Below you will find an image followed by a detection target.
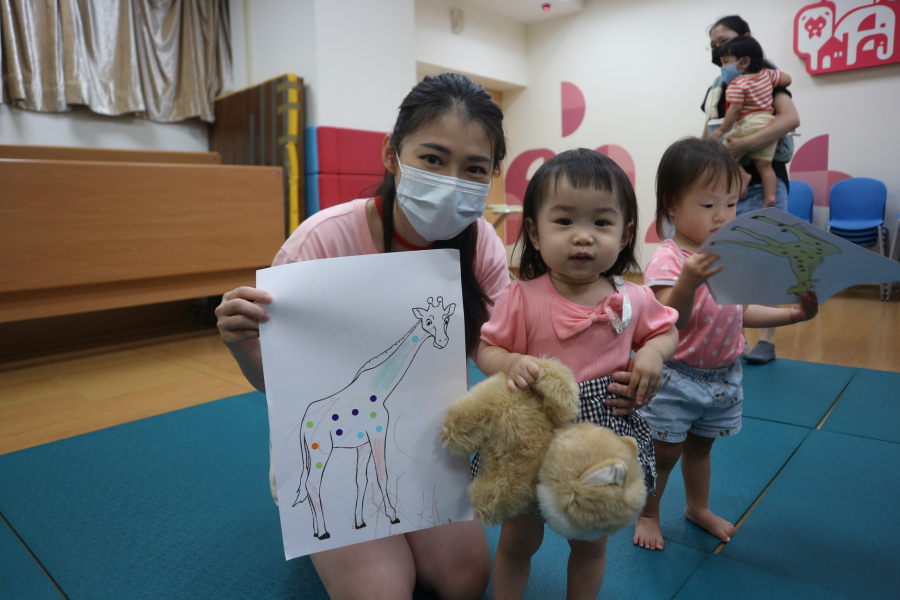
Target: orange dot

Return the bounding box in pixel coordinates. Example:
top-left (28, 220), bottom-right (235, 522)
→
top-left (311, 443), bottom-right (319, 450)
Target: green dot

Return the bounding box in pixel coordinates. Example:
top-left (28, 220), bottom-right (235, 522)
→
top-left (315, 462), bottom-right (323, 469)
top-left (306, 421), bottom-right (314, 428)
top-left (370, 411), bottom-right (377, 418)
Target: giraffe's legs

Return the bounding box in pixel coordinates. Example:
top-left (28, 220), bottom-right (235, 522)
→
top-left (305, 438), bottom-right (333, 540)
top-left (370, 433), bottom-right (400, 524)
top-left (354, 444), bottom-right (373, 529)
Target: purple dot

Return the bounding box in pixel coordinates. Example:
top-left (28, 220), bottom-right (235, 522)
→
top-left (352, 409), bottom-right (359, 416)
top-left (335, 429), bottom-right (343, 436)
top-left (370, 395), bottom-right (377, 402)
top-left (332, 414), bottom-right (339, 421)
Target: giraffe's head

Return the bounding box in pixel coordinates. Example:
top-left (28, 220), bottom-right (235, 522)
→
top-left (412, 296), bottom-right (456, 349)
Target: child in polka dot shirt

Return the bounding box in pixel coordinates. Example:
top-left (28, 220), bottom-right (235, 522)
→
top-left (632, 138), bottom-right (818, 552)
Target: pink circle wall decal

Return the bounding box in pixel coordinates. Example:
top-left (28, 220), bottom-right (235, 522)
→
top-left (789, 134), bottom-right (851, 207)
top-left (504, 148), bottom-right (556, 244)
top-left (561, 82), bottom-right (586, 137)
top-left (595, 144), bottom-right (636, 188)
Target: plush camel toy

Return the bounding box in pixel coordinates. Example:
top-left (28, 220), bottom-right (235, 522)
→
top-left (440, 358), bottom-right (647, 540)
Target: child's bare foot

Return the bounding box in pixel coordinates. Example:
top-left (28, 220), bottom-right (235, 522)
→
top-left (633, 514), bottom-right (665, 550)
top-left (684, 506), bottom-right (735, 542)
top-left (740, 171), bottom-right (752, 198)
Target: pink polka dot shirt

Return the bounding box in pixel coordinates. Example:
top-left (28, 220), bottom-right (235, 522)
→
top-left (644, 240), bottom-right (745, 370)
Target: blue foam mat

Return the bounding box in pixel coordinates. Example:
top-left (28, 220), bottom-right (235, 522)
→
top-left (0, 393), bottom-right (329, 600)
top-left (673, 554), bottom-right (853, 600)
top-left (0, 518), bottom-right (59, 600)
top-left (483, 524), bottom-right (708, 600)
top-left (822, 368), bottom-right (900, 443)
top-left (741, 359), bottom-right (857, 428)
top-left (624, 417), bottom-right (809, 553)
top-left (721, 429), bottom-right (900, 598)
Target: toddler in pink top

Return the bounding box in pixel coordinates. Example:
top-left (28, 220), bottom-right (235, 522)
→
top-left (477, 149), bottom-right (679, 600)
top-left (633, 138), bottom-right (818, 553)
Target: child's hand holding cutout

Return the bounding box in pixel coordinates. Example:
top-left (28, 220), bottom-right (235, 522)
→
top-left (507, 355), bottom-right (542, 393)
top-left (789, 290), bottom-right (819, 323)
top-left (679, 253), bottom-right (723, 292)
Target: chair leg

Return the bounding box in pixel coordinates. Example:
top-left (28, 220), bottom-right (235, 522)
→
top-left (877, 227), bottom-right (887, 300)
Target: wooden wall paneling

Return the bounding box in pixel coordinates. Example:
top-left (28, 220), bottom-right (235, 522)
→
top-left (0, 144), bottom-right (220, 164)
top-left (0, 159), bottom-right (284, 322)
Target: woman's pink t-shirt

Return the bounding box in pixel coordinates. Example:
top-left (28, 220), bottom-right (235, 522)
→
top-left (272, 197), bottom-right (510, 330)
top-left (480, 274), bottom-right (677, 383)
top-left (644, 240), bottom-right (744, 370)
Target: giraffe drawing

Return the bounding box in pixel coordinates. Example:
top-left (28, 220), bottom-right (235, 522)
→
top-left (710, 215), bottom-right (841, 295)
top-left (293, 296), bottom-right (456, 540)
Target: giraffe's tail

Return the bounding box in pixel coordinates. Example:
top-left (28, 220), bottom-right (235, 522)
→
top-left (293, 430), bottom-right (311, 507)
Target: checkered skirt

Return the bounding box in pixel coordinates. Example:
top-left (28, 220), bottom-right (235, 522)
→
top-left (470, 374), bottom-right (657, 492)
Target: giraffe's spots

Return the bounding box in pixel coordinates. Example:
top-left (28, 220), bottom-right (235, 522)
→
top-left (316, 462), bottom-right (323, 469)
top-left (352, 409), bottom-right (359, 416)
top-left (332, 414), bottom-right (339, 421)
top-left (311, 443), bottom-right (319, 450)
top-left (370, 411), bottom-right (377, 418)
top-left (336, 429), bottom-right (343, 436)
top-left (306, 421), bottom-right (314, 428)
top-left (412, 336), bottom-right (419, 342)
top-left (357, 432), bottom-right (365, 439)
top-left (376, 425), bottom-right (383, 432)
top-left (370, 395), bottom-right (377, 402)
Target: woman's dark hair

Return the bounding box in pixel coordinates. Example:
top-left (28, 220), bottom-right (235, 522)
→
top-left (710, 15), bottom-right (750, 36)
top-left (373, 73), bottom-right (506, 357)
top-left (515, 148), bottom-right (640, 282)
top-left (655, 138), bottom-right (742, 239)
top-left (714, 36), bottom-right (767, 73)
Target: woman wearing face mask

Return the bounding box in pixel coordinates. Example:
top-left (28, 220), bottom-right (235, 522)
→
top-left (701, 15), bottom-right (801, 365)
top-left (215, 73), bottom-right (517, 600)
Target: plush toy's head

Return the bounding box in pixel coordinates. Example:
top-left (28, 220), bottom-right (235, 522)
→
top-left (536, 422), bottom-right (647, 541)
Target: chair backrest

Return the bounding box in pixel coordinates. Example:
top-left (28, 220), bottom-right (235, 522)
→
top-left (788, 180), bottom-right (814, 222)
top-left (829, 177), bottom-right (887, 221)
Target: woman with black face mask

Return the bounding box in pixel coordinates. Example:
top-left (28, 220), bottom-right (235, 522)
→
top-left (701, 15), bottom-right (802, 365)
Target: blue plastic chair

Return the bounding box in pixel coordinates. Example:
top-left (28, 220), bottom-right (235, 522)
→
top-left (788, 180), bottom-right (814, 222)
top-left (827, 177), bottom-right (890, 299)
top-left (891, 213), bottom-right (900, 301)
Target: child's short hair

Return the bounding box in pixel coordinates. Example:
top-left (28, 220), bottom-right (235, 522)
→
top-left (714, 36), bottom-right (767, 73)
top-left (516, 148), bottom-right (639, 281)
top-left (655, 138), bottom-right (742, 239)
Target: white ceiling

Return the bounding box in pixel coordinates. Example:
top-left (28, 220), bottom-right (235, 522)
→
top-left (461, 0), bottom-right (584, 24)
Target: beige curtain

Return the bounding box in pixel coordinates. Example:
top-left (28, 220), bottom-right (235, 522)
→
top-left (0, 0), bottom-right (231, 123)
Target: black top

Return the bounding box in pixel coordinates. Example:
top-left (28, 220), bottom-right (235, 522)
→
top-left (702, 82), bottom-right (792, 190)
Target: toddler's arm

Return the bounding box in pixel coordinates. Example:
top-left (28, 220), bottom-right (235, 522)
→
top-left (777, 70), bottom-right (792, 87)
top-left (654, 253), bottom-right (723, 330)
top-left (710, 103), bottom-right (742, 141)
top-left (626, 326), bottom-right (679, 405)
top-left (476, 341), bottom-right (541, 393)
top-left (742, 290), bottom-right (818, 328)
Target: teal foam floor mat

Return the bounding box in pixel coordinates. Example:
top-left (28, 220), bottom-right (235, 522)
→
top-left (741, 359), bottom-right (857, 428)
top-left (0, 518), bottom-right (60, 600)
top-left (673, 554), bottom-right (853, 600)
top-left (721, 429), bottom-right (900, 598)
top-left (821, 368), bottom-right (900, 443)
top-left (628, 416), bottom-right (809, 553)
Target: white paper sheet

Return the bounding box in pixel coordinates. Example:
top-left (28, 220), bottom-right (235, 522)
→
top-left (698, 208), bottom-right (900, 305)
top-left (257, 249), bottom-right (474, 560)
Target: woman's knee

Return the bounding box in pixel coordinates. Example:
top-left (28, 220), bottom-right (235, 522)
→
top-left (310, 536), bottom-right (416, 600)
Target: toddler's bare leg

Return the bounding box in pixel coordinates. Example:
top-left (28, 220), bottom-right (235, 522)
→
top-left (492, 511), bottom-right (546, 600)
top-left (634, 438), bottom-right (682, 550)
top-left (566, 535), bottom-right (608, 600)
top-left (681, 432), bottom-right (735, 543)
top-left (754, 158), bottom-right (778, 208)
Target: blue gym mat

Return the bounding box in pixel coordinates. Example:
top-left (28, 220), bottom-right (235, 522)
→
top-left (0, 517), bottom-right (60, 600)
top-left (672, 554), bottom-right (853, 600)
top-left (821, 368), bottom-right (900, 443)
top-left (741, 359), bottom-right (857, 428)
top-left (631, 416), bottom-right (809, 553)
top-left (721, 429), bottom-right (900, 598)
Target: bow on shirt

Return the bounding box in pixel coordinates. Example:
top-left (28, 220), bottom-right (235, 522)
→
top-left (551, 295), bottom-right (627, 340)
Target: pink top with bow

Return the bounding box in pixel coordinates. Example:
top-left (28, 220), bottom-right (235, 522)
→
top-left (480, 274), bottom-right (678, 383)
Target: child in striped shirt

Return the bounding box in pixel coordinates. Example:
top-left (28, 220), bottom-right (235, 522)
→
top-left (709, 36), bottom-right (792, 209)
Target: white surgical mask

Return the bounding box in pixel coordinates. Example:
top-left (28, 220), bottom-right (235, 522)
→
top-left (395, 159), bottom-right (491, 241)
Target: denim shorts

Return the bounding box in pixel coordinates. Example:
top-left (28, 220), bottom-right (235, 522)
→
top-left (736, 177), bottom-right (788, 216)
top-left (638, 360), bottom-right (743, 443)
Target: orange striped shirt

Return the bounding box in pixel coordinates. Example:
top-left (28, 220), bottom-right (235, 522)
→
top-left (725, 68), bottom-right (783, 118)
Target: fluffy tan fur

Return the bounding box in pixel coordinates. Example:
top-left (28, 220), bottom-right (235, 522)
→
top-left (439, 358), bottom-right (579, 526)
top-left (538, 423), bottom-right (647, 535)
